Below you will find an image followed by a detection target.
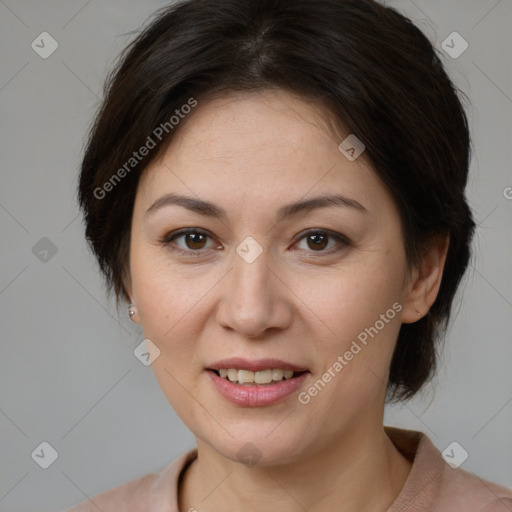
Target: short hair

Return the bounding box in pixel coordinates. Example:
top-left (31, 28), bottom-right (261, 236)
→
top-left (78, 0), bottom-right (476, 401)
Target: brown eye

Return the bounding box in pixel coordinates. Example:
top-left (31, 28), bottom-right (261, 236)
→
top-left (294, 230), bottom-right (350, 254)
top-left (162, 229), bottom-right (219, 254)
top-left (183, 232), bottom-right (208, 250)
top-left (306, 233), bottom-right (329, 251)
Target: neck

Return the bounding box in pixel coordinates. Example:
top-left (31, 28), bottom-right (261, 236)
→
top-left (179, 424), bottom-right (412, 512)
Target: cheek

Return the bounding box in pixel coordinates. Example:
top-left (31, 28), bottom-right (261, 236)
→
top-left (296, 255), bottom-right (405, 343)
top-left (131, 240), bottom-right (191, 323)
top-left (292, 251), bottom-right (406, 402)
top-left (130, 250), bottom-right (209, 415)
top-left (129, 243), bottom-right (220, 365)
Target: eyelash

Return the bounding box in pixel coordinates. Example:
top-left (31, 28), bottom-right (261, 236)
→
top-left (159, 228), bottom-right (351, 257)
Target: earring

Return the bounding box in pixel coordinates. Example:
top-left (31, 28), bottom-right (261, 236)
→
top-left (416, 311), bottom-right (422, 318)
top-left (128, 303), bottom-right (137, 321)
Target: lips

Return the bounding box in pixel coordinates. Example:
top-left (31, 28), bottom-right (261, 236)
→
top-left (207, 369), bottom-right (309, 406)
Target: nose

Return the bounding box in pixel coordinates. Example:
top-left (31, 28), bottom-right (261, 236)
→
top-left (215, 248), bottom-right (292, 339)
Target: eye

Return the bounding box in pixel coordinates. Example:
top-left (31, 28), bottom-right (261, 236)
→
top-left (160, 228), bottom-right (350, 257)
top-left (160, 228), bottom-right (221, 255)
top-left (293, 229), bottom-right (350, 254)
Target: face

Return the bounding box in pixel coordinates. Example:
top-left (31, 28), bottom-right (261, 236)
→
top-left (128, 89), bottom-right (415, 466)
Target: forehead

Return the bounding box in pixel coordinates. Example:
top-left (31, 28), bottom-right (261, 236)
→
top-left (175, 90), bottom-right (336, 152)
top-left (135, 89), bottom-right (391, 218)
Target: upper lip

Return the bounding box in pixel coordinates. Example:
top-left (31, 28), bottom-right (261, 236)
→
top-left (207, 357), bottom-right (309, 373)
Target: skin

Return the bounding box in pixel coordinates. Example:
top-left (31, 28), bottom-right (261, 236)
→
top-left (126, 89), bottom-right (449, 512)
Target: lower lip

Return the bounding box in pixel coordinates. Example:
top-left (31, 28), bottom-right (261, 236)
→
top-left (207, 370), bottom-right (309, 407)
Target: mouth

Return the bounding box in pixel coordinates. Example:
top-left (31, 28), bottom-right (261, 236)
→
top-left (205, 358), bottom-right (310, 406)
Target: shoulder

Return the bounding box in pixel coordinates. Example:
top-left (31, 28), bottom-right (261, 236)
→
top-left (385, 426), bottom-right (512, 512)
top-left (435, 463), bottom-right (512, 512)
top-left (480, 497), bottom-right (512, 512)
top-left (61, 449), bottom-right (197, 512)
top-left (63, 471), bottom-right (158, 512)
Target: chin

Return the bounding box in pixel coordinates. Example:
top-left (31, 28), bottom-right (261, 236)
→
top-left (202, 426), bottom-right (310, 468)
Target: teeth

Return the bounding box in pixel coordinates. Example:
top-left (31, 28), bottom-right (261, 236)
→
top-left (238, 370), bottom-right (255, 384)
top-left (273, 369), bottom-right (284, 381)
top-left (217, 368), bottom-right (296, 385)
top-left (255, 369), bottom-right (273, 384)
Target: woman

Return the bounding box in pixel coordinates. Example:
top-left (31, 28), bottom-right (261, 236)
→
top-left (66, 0), bottom-right (512, 510)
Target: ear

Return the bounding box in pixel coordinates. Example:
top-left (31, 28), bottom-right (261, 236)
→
top-left (122, 268), bottom-right (141, 324)
top-left (401, 235), bottom-right (449, 324)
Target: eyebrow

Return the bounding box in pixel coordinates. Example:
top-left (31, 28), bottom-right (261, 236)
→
top-left (145, 192), bottom-right (367, 222)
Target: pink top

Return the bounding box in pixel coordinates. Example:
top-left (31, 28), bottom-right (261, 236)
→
top-left (64, 427), bottom-right (512, 511)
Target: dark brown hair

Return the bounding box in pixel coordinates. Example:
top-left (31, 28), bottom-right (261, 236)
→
top-left (78, 0), bottom-right (476, 401)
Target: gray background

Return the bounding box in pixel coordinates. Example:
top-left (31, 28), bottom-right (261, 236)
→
top-left (1, 1), bottom-right (511, 510)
